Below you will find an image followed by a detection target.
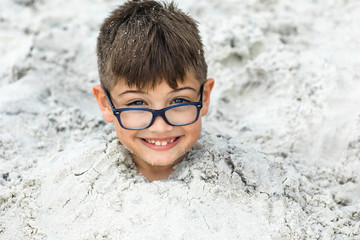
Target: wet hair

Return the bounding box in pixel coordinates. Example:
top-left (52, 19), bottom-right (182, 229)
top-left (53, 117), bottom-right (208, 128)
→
top-left (97, 0), bottom-right (207, 91)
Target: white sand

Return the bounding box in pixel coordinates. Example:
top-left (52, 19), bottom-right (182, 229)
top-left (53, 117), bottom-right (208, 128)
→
top-left (1, 0), bottom-right (359, 239)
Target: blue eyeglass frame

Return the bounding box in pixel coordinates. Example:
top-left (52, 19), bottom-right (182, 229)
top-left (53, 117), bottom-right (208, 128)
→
top-left (104, 84), bottom-right (204, 130)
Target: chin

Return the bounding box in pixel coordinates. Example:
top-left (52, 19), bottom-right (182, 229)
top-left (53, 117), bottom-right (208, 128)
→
top-left (142, 151), bottom-right (187, 167)
top-left (146, 156), bottom-right (180, 167)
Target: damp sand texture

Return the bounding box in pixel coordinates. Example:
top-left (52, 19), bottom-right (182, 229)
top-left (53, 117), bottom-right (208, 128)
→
top-left (1, 0), bottom-right (360, 239)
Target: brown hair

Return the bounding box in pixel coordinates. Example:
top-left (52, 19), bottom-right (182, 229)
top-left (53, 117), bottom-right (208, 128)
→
top-left (97, 0), bottom-right (207, 91)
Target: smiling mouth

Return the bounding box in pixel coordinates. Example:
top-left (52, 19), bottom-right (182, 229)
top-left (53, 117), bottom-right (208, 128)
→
top-left (143, 137), bottom-right (180, 146)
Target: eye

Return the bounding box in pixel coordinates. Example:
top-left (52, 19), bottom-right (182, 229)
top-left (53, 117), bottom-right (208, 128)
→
top-left (171, 98), bottom-right (189, 104)
top-left (127, 100), bottom-right (147, 106)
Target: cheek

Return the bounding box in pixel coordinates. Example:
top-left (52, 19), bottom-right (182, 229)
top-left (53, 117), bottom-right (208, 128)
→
top-left (113, 118), bottom-right (134, 144)
top-left (113, 117), bottom-right (122, 137)
top-left (184, 120), bottom-right (202, 144)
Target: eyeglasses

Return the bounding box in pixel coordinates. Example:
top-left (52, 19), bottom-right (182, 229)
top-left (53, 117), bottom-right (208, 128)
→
top-left (104, 85), bottom-right (204, 130)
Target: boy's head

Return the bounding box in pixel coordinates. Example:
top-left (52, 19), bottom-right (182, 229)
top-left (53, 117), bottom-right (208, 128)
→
top-left (93, 0), bottom-right (214, 181)
top-left (96, 0), bottom-right (207, 91)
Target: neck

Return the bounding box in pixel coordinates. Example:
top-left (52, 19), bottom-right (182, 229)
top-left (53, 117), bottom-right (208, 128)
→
top-left (139, 166), bottom-right (174, 181)
top-left (131, 154), bottom-right (185, 181)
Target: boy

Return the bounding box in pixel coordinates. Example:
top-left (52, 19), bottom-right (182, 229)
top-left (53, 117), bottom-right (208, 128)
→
top-left (93, 0), bottom-right (214, 181)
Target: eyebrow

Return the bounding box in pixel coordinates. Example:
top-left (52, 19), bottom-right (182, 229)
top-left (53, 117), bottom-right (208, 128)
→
top-left (171, 86), bottom-right (197, 93)
top-left (117, 86), bottom-right (197, 96)
top-left (118, 90), bottom-right (146, 96)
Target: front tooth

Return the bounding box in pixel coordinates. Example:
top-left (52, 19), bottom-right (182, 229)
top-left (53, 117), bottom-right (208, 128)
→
top-left (161, 141), bottom-right (167, 146)
top-left (155, 141), bottom-right (161, 146)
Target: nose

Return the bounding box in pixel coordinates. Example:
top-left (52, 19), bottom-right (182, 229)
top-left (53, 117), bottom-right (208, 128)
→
top-left (148, 115), bottom-right (173, 132)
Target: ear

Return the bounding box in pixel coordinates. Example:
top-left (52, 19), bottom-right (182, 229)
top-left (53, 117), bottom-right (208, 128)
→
top-left (92, 85), bottom-right (114, 123)
top-left (200, 78), bottom-right (215, 117)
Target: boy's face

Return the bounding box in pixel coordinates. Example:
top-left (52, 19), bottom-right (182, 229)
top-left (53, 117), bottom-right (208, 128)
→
top-left (93, 74), bottom-right (214, 179)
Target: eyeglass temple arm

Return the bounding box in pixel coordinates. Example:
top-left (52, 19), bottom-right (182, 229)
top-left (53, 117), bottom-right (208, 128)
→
top-left (199, 84), bottom-right (205, 105)
top-left (103, 88), bottom-right (117, 113)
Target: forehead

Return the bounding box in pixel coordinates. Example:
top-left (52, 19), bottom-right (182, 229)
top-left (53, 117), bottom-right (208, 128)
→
top-left (111, 74), bottom-right (201, 94)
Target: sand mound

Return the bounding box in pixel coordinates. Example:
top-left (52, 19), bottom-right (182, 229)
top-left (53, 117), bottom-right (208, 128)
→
top-left (1, 0), bottom-right (360, 239)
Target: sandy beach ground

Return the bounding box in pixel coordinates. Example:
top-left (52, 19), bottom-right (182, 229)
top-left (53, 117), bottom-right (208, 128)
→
top-left (1, 0), bottom-right (360, 239)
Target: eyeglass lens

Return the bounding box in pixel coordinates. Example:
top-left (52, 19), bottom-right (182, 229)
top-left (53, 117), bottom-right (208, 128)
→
top-left (120, 104), bottom-right (198, 129)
